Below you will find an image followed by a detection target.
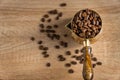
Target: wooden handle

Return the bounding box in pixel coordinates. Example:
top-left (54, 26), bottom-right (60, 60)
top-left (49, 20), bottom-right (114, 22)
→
top-left (82, 46), bottom-right (93, 80)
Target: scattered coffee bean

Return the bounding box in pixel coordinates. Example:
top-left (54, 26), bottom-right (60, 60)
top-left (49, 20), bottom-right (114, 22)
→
top-left (38, 40), bottom-right (43, 44)
top-left (60, 3), bottom-right (67, 7)
top-left (64, 42), bottom-right (68, 48)
top-left (46, 25), bottom-right (52, 29)
top-left (39, 45), bottom-right (44, 50)
top-left (41, 18), bottom-right (45, 22)
top-left (46, 62), bottom-right (51, 67)
top-left (43, 47), bottom-right (48, 50)
top-left (71, 55), bottom-right (77, 58)
top-left (44, 54), bottom-right (49, 58)
top-left (75, 49), bottom-right (79, 54)
top-left (92, 57), bottom-right (97, 61)
top-left (55, 45), bottom-right (60, 49)
top-left (65, 51), bottom-right (71, 55)
top-left (59, 57), bottom-right (66, 61)
top-left (57, 55), bottom-right (63, 58)
top-left (47, 19), bottom-right (51, 22)
top-left (55, 16), bottom-right (59, 20)
top-left (41, 51), bottom-right (47, 55)
top-left (65, 63), bottom-right (71, 67)
top-left (58, 12), bottom-right (63, 17)
top-left (92, 64), bottom-right (96, 68)
top-left (68, 69), bottom-right (74, 74)
top-left (53, 24), bottom-right (58, 28)
top-left (79, 58), bottom-right (84, 64)
top-left (70, 61), bottom-right (77, 65)
top-left (43, 14), bottom-right (49, 18)
top-left (48, 9), bottom-right (58, 14)
top-left (39, 24), bottom-right (44, 28)
top-left (96, 62), bottom-right (102, 65)
top-left (30, 37), bottom-right (35, 41)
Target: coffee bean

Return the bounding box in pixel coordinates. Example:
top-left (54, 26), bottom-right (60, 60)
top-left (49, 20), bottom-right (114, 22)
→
top-left (41, 18), bottom-right (45, 22)
top-left (76, 55), bottom-right (83, 60)
top-left (75, 49), bottom-right (79, 54)
top-left (48, 9), bottom-right (58, 14)
top-left (60, 3), bottom-right (67, 7)
top-left (30, 37), bottom-right (35, 41)
top-left (39, 24), bottom-right (44, 28)
top-left (47, 19), bottom-right (51, 22)
top-left (96, 62), bottom-right (102, 65)
top-left (92, 57), bottom-right (97, 61)
top-left (43, 14), bottom-right (49, 18)
top-left (58, 12), bottom-right (63, 17)
top-left (55, 45), bottom-right (60, 49)
top-left (43, 47), bottom-right (48, 50)
top-left (57, 55), bottom-right (63, 58)
top-left (46, 25), bottom-right (52, 29)
top-left (55, 16), bottom-right (59, 20)
top-left (53, 24), bottom-right (58, 28)
top-left (44, 54), bottom-right (49, 58)
top-left (64, 42), bottom-right (68, 48)
top-left (70, 61), bottom-right (77, 65)
top-left (68, 69), bottom-right (74, 74)
top-left (92, 64), bottom-right (96, 68)
top-left (79, 58), bottom-right (84, 64)
top-left (65, 63), bottom-right (71, 67)
top-left (39, 45), bottom-right (44, 50)
top-left (41, 51), bottom-right (47, 55)
top-left (38, 40), bottom-right (43, 44)
top-left (46, 62), bottom-right (51, 67)
top-left (71, 55), bottom-right (77, 58)
top-left (65, 51), bottom-right (71, 55)
top-left (59, 57), bottom-right (66, 61)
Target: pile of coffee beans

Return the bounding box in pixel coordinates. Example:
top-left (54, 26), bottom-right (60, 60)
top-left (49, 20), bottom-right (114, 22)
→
top-left (71, 9), bottom-right (102, 38)
top-left (30, 3), bottom-right (102, 74)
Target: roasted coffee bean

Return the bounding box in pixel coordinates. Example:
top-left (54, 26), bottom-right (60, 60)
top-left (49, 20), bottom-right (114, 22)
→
top-left (46, 62), bottom-right (51, 67)
top-left (68, 69), bottom-right (74, 74)
top-left (48, 9), bottom-right (58, 14)
top-left (55, 45), bottom-right (60, 49)
top-left (43, 14), bottom-right (49, 18)
top-left (58, 12), bottom-right (63, 17)
top-left (43, 47), bottom-right (48, 50)
top-left (60, 3), bottom-right (67, 7)
top-left (79, 58), bottom-right (84, 64)
top-left (65, 51), bottom-right (71, 55)
top-left (96, 62), bottom-right (102, 65)
top-left (92, 57), bottom-right (97, 61)
top-left (30, 37), bottom-right (35, 41)
top-left (38, 40), bottom-right (43, 44)
top-left (59, 57), bottom-right (66, 61)
top-left (64, 42), bottom-right (68, 48)
top-left (57, 55), bottom-right (63, 58)
top-left (53, 24), bottom-right (58, 28)
top-left (39, 45), bottom-right (44, 50)
top-left (71, 55), bottom-right (77, 58)
top-left (39, 24), bottom-right (44, 28)
top-left (55, 16), bottom-right (59, 20)
top-left (44, 54), bottom-right (49, 58)
top-left (41, 51), bottom-right (47, 55)
top-left (63, 34), bottom-right (68, 37)
top-left (65, 63), bottom-right (71, 67)
top-left (76, 55), bottom-right (83, 60)
top-left (75, 49), bottom-right (79, 54)
top-left (41, 18), bottom-right (45, 22)
top-left (46, 25), bottom-right (52, 29)
top-left (92, 64), bottom-right (96, 68)
top-left (60, 41), bottom-right (64, 46)
top-left (70, 61), bottom-right (77, 65)
top-left (47, 19), bottom-right (51, 22)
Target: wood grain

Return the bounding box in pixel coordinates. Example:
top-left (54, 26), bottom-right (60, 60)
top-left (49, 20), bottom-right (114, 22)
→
top-left (0, 0), bottom-right (120, 80)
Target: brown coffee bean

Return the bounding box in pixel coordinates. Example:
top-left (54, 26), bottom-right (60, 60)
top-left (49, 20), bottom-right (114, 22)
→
top-left (96, 62), bottom-right (102, 65)
top-left (68, 69), bottom-right (74, 74)
top-left (92, 57), bottom-right (97, 61)
top-left (43, 14), bottom-right (49, 18)
top-left (40, 29), bottom-right (45, 33)
top-left (75, 49), bottom-right (79, 54)
top-left (71, 55), bottom-right (77, 58)
top-left (76, 55), bottom-right (82, 60)
top-left (48, 9), bottom-right (58, 14)
top-left (65, 51), bottom-right (71, 55)
top-left (63, 34), bottom-right (68, 37)
top-left (38, 40), bottom-right (43, 44)
top-left (46, 62), bottom-right (51, 67)
top-left (92, 64), bottom-right (96, 68)
top-left (41, 18), bottom-right (45, 22)
top-left (58, 12), bottom-right (63, 17)
top-left (60, 3), bottom-right (67, 7)
top-left (55, 45), bottom-right (60, 49)
top-left (47, 19), bottom-right (51, 22)
top-left (39, 24), bottom-right (44, 28)
top-left (57, 55), bottom-right (63, 58)
top-left (46, 25), bottom-right (52, 29)
top-left (43, 47), bottom-right (48, 50)
top-left (44, 54), bottom-right (49, 58)
top-left (39, 45), bottom-right (44, 50)
top-left (53, 24), bottom-right (58, 28)
top-left (64, 42), bottom-right (68, 48)
top-left (65, 63), bottom-right (71, 67)
top-left (70, 61), bottom-right (77, 65)
top-left (30, 37), bottom-right (35, 41)
top-left (59, 57), bottom-right (66, 61)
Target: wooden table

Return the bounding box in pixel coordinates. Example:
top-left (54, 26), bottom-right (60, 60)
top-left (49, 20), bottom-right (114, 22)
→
top-left (0, 0), bottom-right (120, 80)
